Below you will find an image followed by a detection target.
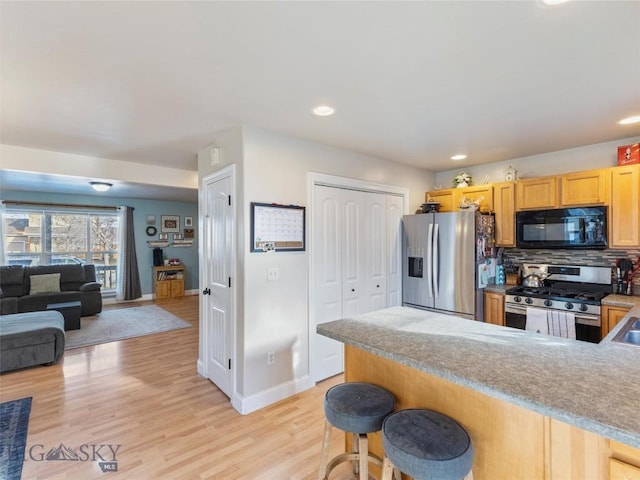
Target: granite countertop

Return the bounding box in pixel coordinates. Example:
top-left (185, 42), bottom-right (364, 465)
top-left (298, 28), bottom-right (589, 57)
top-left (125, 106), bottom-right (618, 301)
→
top-left (602, 293), bottom-right (640, 309)
top-left (318, 305), bottom-right (640, 449)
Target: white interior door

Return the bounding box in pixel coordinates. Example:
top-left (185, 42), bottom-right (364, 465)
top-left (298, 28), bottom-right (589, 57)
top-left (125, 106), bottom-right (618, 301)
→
top-left (364, 192), bottom-right (387, 312)
top-left (202, 172), bottom-right (233, 397)
top-left (311, 185), bottom-right (344, 382)
top-left (386, 195), bottom-right (403, 307)
top-left (341, 189), bottom-right (366, 317)
top-left (311, 183), bottom-right (405, 383)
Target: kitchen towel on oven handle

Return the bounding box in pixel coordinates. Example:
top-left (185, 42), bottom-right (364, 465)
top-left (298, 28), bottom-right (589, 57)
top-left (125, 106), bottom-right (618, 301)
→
top-left (526, 307), bottom-right (549, 335)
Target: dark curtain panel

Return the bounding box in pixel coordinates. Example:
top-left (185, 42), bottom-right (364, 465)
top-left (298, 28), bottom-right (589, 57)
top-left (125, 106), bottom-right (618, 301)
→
top-left (119, 206), bottom-right (142, 300)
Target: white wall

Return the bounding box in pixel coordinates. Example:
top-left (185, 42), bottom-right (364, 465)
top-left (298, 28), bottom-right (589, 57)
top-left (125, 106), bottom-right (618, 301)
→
top-left (198, 125), bottom-right (434, 412)
top-left (435, 136), bottom-right (640, 188)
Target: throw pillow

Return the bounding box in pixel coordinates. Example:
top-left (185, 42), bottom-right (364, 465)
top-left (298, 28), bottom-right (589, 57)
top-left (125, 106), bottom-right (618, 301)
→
top-left (30, 273), bottom-right (61, 294)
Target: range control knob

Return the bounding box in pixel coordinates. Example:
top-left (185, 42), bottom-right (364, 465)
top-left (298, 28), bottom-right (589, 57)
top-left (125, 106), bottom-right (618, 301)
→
top-left (525, 297), bottom-right (533, 304)
top-left (544, 299), bottom-right (553, 307)
top-left (514, 296), bottom-right (522, 303)
top-left (565, 302), bottom-right (574, 310)
top-left (579, 304), bottom-right (589, 312)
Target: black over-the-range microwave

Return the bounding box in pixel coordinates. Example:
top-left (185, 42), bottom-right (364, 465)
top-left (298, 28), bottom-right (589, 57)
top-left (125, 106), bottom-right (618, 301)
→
top-left (515, 206), bottom-right (607, 249)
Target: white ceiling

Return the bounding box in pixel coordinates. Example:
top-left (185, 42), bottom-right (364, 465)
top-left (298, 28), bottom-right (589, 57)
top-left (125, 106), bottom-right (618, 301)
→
top-left (1, 1), bottom-right (639, 200)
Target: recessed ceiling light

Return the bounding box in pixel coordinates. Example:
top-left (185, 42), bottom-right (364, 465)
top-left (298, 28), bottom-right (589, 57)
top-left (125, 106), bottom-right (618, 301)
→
top-left (90, 181), bottom-right (112, 192)
top-left (618, 115), bottom-right (640, 125)
top-left (451, 154), bottom-right (467, 161)
top-left (541, 0), bottom-right (571, 5)
top-left (312, 105), bottom-right (335, 116)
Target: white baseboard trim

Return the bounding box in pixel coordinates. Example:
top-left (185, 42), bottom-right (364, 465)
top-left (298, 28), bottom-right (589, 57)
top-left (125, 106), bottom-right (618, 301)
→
top-left (197, 358), bottom-right (206, 377)
top-left (231, 375), bottom-right (315, 415)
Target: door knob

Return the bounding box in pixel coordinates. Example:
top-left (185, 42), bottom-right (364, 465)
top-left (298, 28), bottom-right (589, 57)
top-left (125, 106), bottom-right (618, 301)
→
top-left (202, 288), bottom-right (211, 295)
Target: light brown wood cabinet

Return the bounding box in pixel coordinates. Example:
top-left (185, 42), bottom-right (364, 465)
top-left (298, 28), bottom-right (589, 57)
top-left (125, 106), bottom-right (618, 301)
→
top-left (154, 265), bottom-right (185, 299)
top-left (610, 440), bottom-right (640, 480)
top-left (610, 165), bottom-right (640, 248)
top-left (425, 189), bottom-right (456, 212)
top-left (493, 181), bottom-right (515, 247)
top-left (560, 169), bottom-right (609, 206)
top-left (346, 345), bottom-right (640, 480)
top-left (484, 291), bottom-right (505, 326)
top-left (516, 176), bottom-right (558, 210)
top-left (602, 304), bottom-right (632, 338)
top-left (457, 184), bottom-right (494, 212)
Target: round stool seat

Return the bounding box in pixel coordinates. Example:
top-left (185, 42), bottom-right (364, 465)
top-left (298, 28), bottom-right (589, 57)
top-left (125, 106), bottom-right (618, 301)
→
top-left (382, 409), bottom-right (473, 480)
top-left (324, 382), bottom-right (395, 434)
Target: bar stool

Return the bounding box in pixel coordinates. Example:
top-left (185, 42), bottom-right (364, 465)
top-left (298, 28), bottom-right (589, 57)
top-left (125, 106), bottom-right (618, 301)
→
top-left (318, 382), bottom-right (395, 480)
top-left (381, 409), bottom-right (474, 480)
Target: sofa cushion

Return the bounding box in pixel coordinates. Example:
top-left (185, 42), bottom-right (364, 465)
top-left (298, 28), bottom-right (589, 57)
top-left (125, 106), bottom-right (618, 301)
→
top-left (18, 292), bottom-right (82, 314)
top-left (0, 265), bottom-right (27, 297)
top-left (30, 274), bottom-right (61, 294)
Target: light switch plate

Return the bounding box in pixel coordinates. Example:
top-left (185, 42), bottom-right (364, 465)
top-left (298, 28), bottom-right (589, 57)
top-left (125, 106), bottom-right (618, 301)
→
top-left (268, 267), bottom-right (279, 281)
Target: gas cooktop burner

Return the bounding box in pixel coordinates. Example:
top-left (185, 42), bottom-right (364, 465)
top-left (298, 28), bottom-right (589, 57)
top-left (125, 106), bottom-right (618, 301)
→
top-left (505, 286), bottom-right (608, 304)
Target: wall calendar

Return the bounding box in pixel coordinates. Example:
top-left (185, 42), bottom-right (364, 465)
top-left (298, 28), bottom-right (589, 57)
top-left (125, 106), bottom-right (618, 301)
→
top-left (250, 202), bottom-right (306, 252)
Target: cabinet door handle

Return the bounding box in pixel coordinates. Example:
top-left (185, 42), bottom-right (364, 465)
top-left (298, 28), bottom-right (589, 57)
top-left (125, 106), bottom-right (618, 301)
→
top-left (202, 288), bottom-right (211, 295)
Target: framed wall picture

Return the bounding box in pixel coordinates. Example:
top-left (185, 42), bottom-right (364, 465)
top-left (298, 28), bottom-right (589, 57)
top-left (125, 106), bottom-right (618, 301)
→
top-left (250, 202), bottom-right (305, 252)
top-left (159, 233), bottom-right (168, 240)
top-left (184, 216), bottom-right (193, 227)
top-left (173, 233), bottom-right (183, 240)
top-left (161, 215), bottom-right (180, 233)
top-left (184, 228), bottom-right (195, 239)
top-left (146, 215), bottom-right (156, 225)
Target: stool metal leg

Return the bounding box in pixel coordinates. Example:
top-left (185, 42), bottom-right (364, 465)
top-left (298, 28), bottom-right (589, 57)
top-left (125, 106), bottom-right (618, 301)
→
top-left (318, 420), bottom-right (332, 480)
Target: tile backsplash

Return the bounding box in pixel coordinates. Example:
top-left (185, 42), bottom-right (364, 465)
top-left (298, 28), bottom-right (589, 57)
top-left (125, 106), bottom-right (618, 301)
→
top-left (502, 247), bottom-right (640, 295)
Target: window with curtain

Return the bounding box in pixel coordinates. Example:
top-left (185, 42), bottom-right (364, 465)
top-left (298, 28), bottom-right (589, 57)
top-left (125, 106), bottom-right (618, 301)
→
top-left (2, 207), bottom-right (120, 292)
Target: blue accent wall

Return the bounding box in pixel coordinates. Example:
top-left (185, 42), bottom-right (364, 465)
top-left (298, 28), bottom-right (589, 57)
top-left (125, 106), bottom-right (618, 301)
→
top-left (2, 190), bottom-right (199, 295)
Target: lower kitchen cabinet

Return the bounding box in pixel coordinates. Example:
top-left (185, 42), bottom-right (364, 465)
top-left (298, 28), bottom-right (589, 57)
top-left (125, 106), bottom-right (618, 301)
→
top-left (602, 305), bottom-right (632, 338)
top-left (610, 441), bottom-right (640, 480)
top-left (484, 290), bottom-right (505, 326)
top-left (345, 345), bottom-right (640, 480)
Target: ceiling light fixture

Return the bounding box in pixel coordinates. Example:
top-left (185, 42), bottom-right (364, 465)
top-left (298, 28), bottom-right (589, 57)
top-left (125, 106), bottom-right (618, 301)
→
top-left (90, 181), bottom-right (112, 192)
top-left (312, 105), bottom-right (335, 116)
top-left (451, 154), bottom-right (467, 161)
top-left (618, 115), bottom-right (640, 125)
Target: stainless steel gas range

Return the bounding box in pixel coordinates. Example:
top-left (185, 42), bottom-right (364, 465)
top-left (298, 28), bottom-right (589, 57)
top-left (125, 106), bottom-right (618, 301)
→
top-left (504, 264), bottom-right (612, 343)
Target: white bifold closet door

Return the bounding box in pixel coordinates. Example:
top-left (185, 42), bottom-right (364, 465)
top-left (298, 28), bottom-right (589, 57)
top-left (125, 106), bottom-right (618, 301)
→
top-left (312, 185), bottom-right (402, 382)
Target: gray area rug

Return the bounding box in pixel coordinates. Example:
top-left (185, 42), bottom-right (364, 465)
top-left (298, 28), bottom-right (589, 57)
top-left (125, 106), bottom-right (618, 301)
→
top-left (65, 305), bottom-right (192, 350)
top-left (0, 397), bottom-right (31, 480)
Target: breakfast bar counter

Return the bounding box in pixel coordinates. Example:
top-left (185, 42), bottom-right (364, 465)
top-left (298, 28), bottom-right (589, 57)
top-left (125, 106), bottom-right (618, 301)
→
top-left (318, 305), bottom-right (640, 479)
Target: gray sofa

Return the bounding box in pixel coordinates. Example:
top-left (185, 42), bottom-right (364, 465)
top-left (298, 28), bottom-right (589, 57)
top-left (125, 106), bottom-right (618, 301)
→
top-left (0, 310), bottom-right (66, 373)
top-left (0, 264), bottom-right (102, 317)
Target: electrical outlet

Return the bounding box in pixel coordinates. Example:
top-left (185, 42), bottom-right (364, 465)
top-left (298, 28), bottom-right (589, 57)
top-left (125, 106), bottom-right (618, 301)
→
top-left (267, 267), bottom-right (279, 281)
top-left (267, 351), bottom-right (275, 365)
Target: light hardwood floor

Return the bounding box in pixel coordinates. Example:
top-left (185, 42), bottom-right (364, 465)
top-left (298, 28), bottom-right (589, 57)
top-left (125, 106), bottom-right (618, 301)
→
top-left (0, 296), bottom-right (360, 479)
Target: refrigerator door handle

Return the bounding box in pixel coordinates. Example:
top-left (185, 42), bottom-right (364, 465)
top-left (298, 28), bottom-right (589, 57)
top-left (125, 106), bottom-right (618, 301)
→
top-left (433, 223), bottom-right (439, 298)
top-left (427, 223), bottom-right (434, 299)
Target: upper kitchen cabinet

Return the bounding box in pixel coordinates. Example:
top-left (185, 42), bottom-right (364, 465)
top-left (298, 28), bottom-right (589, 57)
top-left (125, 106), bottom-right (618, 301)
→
top-left (560, 169), bottom-right (609, 206)
top-left (493, 182), bottom-right (515, 247)
top-left (610, 165), bottom-right (640, 248)
top-left (425, 189), bottom-right (456, 212)
top-left (516, 176), bottom-right (558, 210)
top-left (457, 185), bottom-right (494, 212)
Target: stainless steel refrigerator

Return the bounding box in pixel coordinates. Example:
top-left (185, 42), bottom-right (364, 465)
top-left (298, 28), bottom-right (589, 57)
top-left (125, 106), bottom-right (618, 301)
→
top-left (402, 211), bottom-right (495, 320)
